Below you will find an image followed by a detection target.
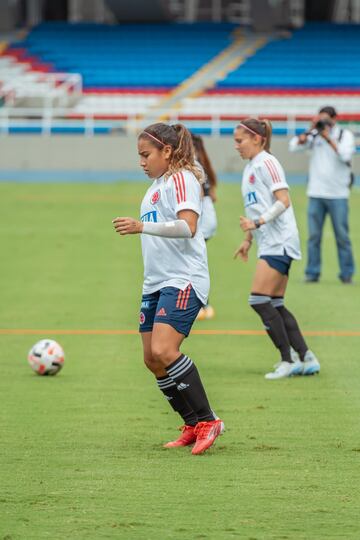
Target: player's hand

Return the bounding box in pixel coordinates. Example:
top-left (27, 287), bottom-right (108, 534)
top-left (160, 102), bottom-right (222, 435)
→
top-left (240, 216), bottom-right (256, 231)
top-left (112, 217), bottom-right (143, 235)
top-left (234, 240), bottom-right (251, 262)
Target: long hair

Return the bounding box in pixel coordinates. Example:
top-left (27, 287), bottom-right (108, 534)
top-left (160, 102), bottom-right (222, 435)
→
top-left (138, 123), bottom-right (203, 182)
top-left (236, 118), bottom-right (272, 152)
top-left (191, 134), bottom-right (217, 190)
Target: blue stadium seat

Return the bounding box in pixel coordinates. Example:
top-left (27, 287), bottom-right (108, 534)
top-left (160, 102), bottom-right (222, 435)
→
top-left (216, 22), bottom-right (360, 89)
top-left (10, 22), bottom-right (237, 88)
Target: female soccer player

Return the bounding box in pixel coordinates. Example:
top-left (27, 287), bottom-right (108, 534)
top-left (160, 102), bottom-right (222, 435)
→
top-left (233, 118), bottom-right (320, 379)
top-left (113, 122), bottom-right (223, 454)
top-left (192, 134), bottom-right (218, 320)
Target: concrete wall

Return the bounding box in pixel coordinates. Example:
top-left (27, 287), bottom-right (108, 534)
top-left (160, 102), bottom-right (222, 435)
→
top-left (105, 0), bottom-right (171, 21)
top-left (0, 134), bottom-right (359, 176)
top-left (0, 1), bottom-right (22, 31)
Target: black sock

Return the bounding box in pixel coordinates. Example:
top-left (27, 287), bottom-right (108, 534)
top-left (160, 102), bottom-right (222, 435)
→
top-left (250, 294), bottom-right (291, 362)
top-left (272, 299), bottom-right (308, 361)
top-left (156, 375), bottom-right (198, 426)
top-left (166, 354), bottom-right (215, 423)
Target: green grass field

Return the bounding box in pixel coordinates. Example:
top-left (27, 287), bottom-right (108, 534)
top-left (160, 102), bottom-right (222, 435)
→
top-left (1, 181), bottom-right (359, 540)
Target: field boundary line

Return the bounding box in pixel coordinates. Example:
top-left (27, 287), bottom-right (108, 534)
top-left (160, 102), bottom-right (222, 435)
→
top-left (0, 329), bottom-right (359, 337)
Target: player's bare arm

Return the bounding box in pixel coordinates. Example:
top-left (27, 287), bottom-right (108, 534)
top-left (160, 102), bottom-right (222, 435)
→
top-left (113, 216), bottom-right (143, 235)
top-left (177, 209), bottom-right (198, 237)
top-left (234, 236), bottom-right (252, 262)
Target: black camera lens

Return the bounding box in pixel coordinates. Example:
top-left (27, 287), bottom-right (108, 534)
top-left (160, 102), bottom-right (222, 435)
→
top-left (315, 120), bottom-right (326, 131)
top-left (315, 119), bottom-right (332, 131)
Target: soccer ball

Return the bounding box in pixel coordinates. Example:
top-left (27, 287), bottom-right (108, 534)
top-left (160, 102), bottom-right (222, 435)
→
top-left (28, 339), bottom-right (65, 376)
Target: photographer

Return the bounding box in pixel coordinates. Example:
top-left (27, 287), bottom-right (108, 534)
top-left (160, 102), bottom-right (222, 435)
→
top-left (289, 106), bottom-right (355, 284)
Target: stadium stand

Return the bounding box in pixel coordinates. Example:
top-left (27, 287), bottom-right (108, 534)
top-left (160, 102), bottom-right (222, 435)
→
top-left (216, 22), bottom-right (360, 89)
top-left (6, 21), bottom-right (237, 88)
top-left (1, 21), bottom-right (360, 135)
top-left (179, 22), bottom-right (360, 118)
top-left (0, 54), bottom-right (81, 108)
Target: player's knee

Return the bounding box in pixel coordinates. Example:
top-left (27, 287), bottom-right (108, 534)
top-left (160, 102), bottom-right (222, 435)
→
top-left (143, 352), bottom-right (155, 370)
top-left (151, 342), bottom-right (174, 365)
top-left (143, 352), bottom-right (162, 374)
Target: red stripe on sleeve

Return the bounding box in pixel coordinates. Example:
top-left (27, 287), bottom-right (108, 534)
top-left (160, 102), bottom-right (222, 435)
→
top-left (173, 174), bottom-right (181, 203)
top-left (264, 160), bottom-right (275, 182)
top-left (268, 160), bottom-right (281, 183)
top-left (179, 171), bottom-right (186, 201)
top-left (264, 159), bottom-right (281, 183)
top-left (176, 174), bottom-right (184, 202)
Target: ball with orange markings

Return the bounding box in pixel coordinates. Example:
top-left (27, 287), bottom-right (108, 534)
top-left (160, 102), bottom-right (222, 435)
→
top-left (28, 339), bottom-right (65, 376)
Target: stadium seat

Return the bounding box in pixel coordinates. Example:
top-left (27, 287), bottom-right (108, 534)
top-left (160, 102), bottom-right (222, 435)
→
top-left (7, 22), bottom-right (237, 89)
top-left (215, 22), bottom-right (360, 90)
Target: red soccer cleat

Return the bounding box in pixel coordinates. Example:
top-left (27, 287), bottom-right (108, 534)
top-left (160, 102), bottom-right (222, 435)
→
top-left (163, 425), bottom-right (197, 448)
top-left (191, 419), bottom-right (223, 455)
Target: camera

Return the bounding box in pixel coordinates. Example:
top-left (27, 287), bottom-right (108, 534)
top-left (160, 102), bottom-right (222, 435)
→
top-left (314, 119), bottom-right (332, 132)
top-left (304, 118), bottom-right (333, 138)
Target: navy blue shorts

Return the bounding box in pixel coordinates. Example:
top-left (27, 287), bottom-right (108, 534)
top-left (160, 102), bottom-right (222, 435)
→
top-left (139, 285), bottom-right (203, 337)
top-left (260, 253), bottom-right (293, 276)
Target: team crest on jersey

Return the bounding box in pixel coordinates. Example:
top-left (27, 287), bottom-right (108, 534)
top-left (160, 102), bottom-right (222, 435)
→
top-left (139, 312), bottom-right (145, 325)
top-left (150, 190), bottom-right (161, 205)
top-left (249, 174), bottom-right (256, 184)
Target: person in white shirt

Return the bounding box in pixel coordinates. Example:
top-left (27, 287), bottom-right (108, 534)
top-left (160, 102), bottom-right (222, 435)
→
top-left (112, 122), bottom-right (223, 455)
top-left (192, 133), bottom-right (218, 321)
top-left (289, 106), bottom-right (355, 284)
top-left (234, 118), bottom-right (320, 380)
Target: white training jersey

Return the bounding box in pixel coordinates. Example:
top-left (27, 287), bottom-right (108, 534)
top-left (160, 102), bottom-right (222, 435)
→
top-left (195, 160), bottom-right (217, 240)
top-left (289, 125), bottom-right (355, 199)
top-left (241, 150), bottom-right (301, 259)
top-left (140, 169), bottom-right (209, 304)
top-left (199, 196), bottom-right (217, 240)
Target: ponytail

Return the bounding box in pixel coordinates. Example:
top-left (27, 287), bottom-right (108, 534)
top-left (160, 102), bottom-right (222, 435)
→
top-left (262, 120), bottom-right (272, 152)
top-left (168, 124), bottom-right (202, 182)
top-left (138, 122), bottom-right (203, 183)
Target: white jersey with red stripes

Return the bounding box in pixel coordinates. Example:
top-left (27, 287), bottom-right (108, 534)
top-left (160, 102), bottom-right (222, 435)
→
top-left (140, 169), bottom-right (209, 304)
top-left (241, 150), bottom-right (301, 259)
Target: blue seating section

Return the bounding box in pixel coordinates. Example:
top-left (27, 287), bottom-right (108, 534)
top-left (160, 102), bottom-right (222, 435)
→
top-left (9, 21), bottom-right (360, 90)
top-left (11, 22), bottom-right (236, 88)
top-left (217, 22), bottom-right (360, 89)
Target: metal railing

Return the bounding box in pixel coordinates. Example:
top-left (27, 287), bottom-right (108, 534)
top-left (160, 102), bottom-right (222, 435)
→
top-left (0, 107), bottom-right (359, 137)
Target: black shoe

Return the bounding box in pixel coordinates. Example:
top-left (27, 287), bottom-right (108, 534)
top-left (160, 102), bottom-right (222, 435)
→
top-left (304, 276), bottom-right (319, 283)
top-left (340, 277), bottom-right (353, 284)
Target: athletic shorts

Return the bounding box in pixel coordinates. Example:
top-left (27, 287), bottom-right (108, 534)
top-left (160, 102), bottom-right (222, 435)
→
top-left (139, 285), bottom-right (203, 337)
top-left (260, 253), bottom-right (293, 276)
